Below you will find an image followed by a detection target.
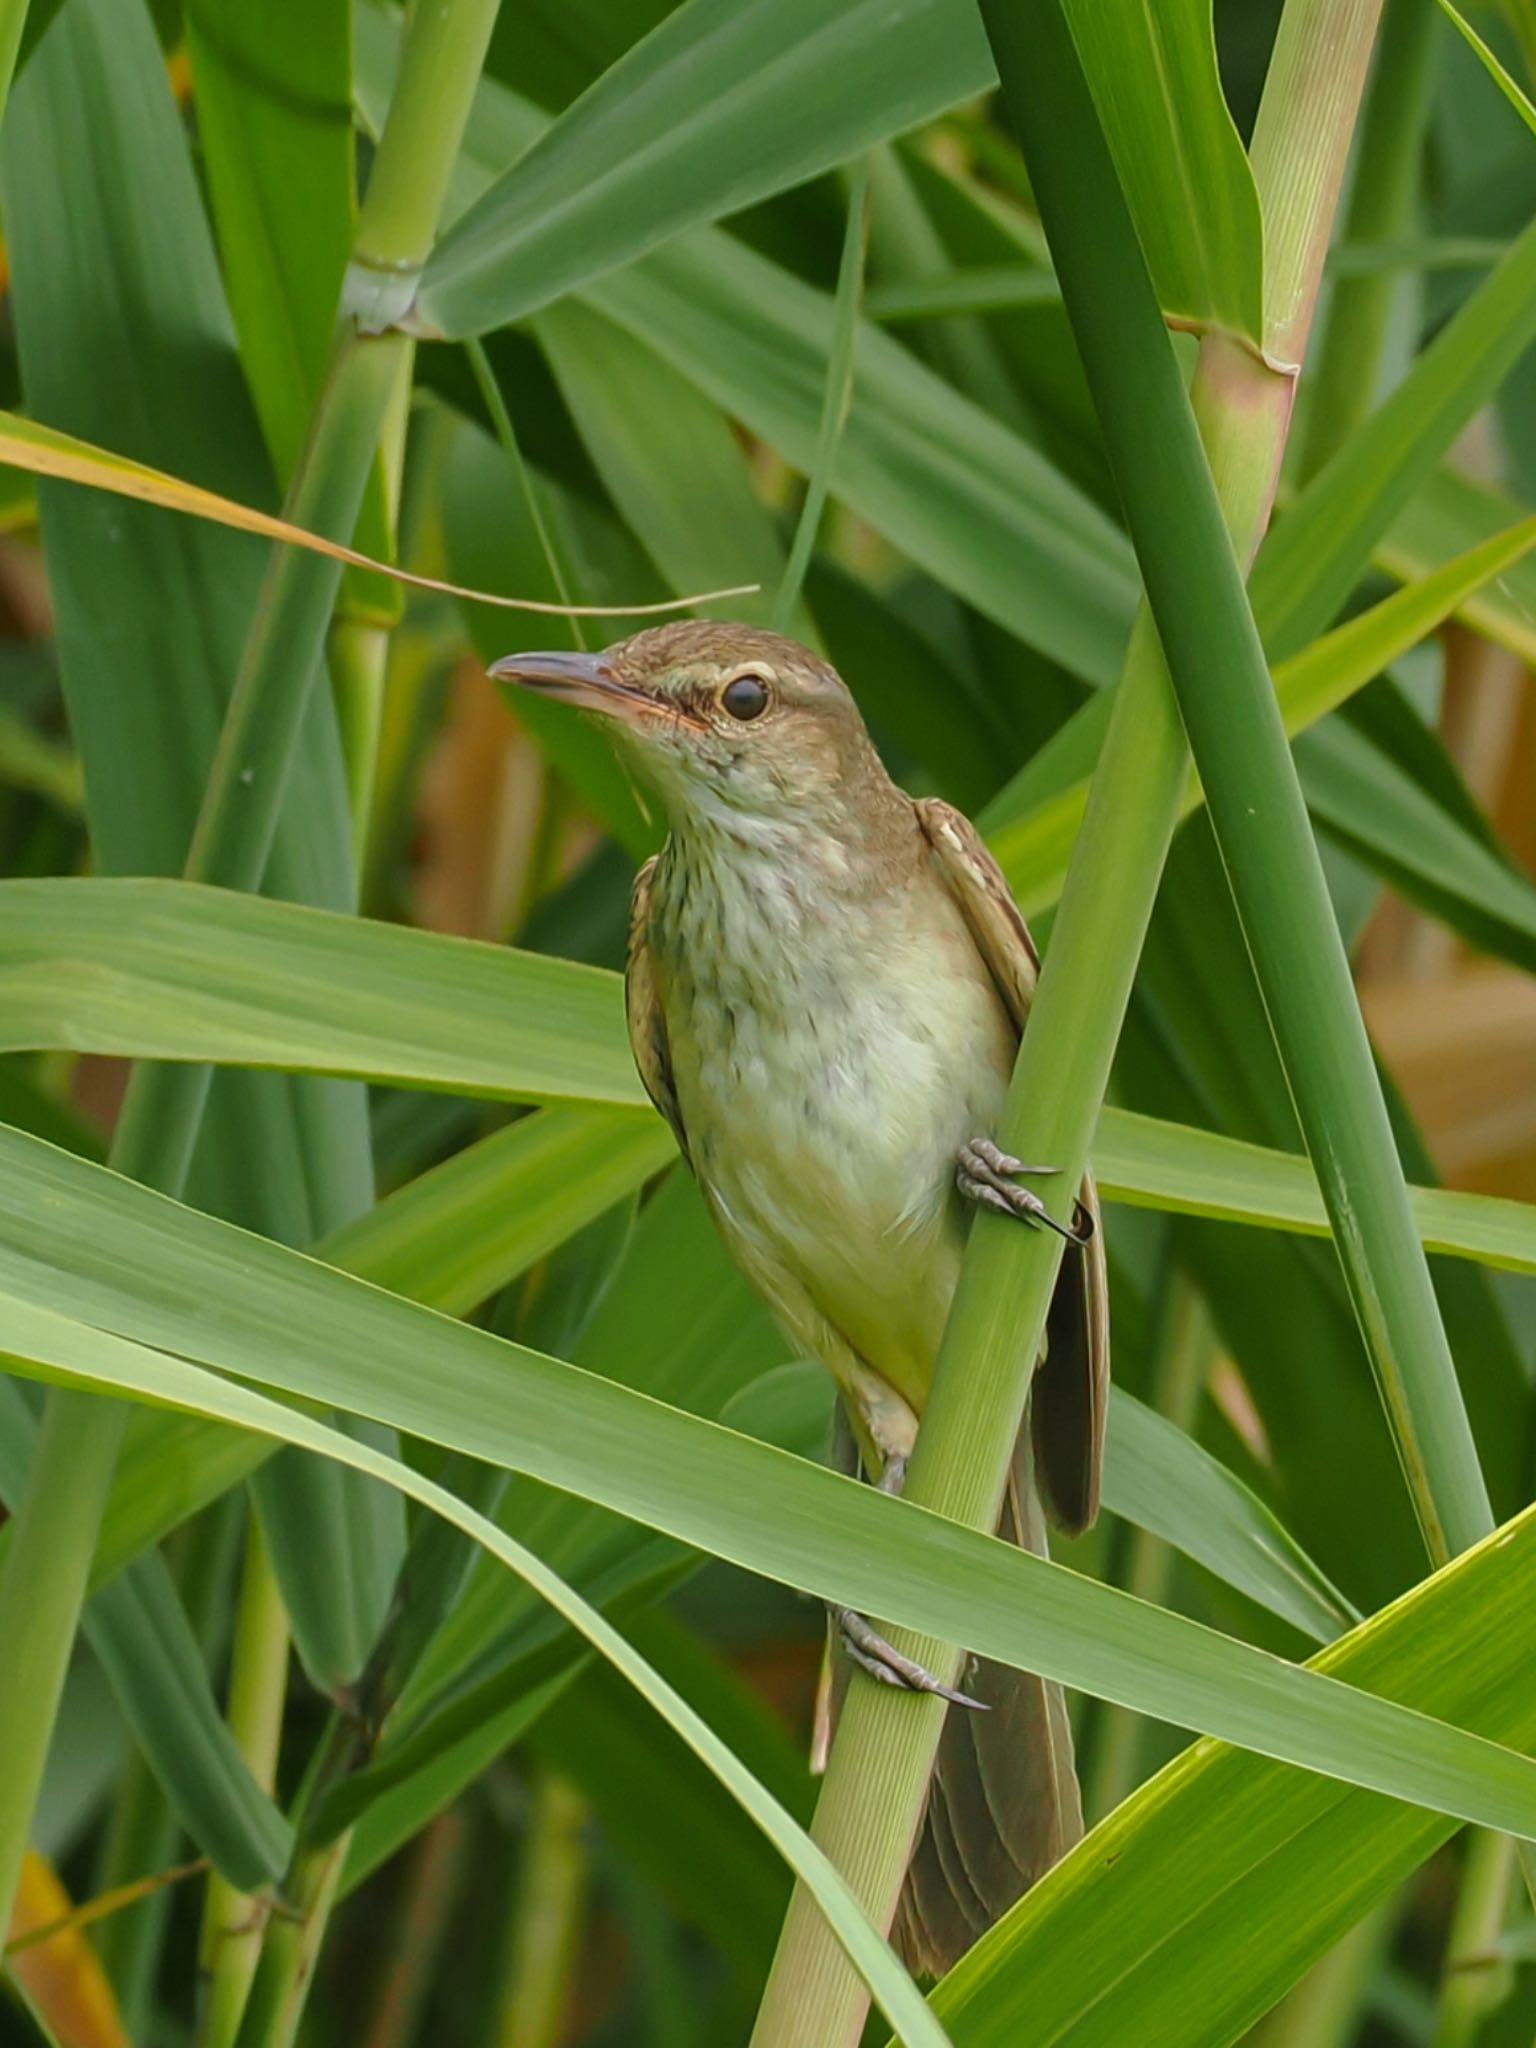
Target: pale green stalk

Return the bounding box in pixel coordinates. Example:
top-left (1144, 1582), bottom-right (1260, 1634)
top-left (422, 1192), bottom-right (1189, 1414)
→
top-left (1297, 0), bottom-right (1441, 476)
top-left (330, 343), bottom-right (414, 873)
top-left (1254, 1896), bottom-right (1400, 2047)
top-left (198, 1523), bottom-right (291, 2048)
top-left (0, 0), bottom-right (503, 1951)
top-left (1430, 1831), bottom-right (1520, 2048)
top-left (230, 1829), bottom-right (350, 2048)
top-left (495, 1776), bottom-right (589, 2048)
top-left (751, 4), bottom-right (1379, 2043)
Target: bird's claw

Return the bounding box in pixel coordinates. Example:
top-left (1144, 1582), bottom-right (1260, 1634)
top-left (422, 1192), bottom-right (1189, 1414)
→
top-left (956, 1137), bottom-right (1094, 1246)
top-left (835, 1607), bottom-right (987, 1709)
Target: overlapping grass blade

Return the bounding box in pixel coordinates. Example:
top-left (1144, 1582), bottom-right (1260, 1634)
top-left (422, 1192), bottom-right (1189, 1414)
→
top-left (2, 1125), bottom-right (1536, 1835)
top-left (5, 878), bottom-right (1535, 1272)
top-left (416, 0), bottom-right (995, 337)
top-left (0, 1294), bottom-right (949, 2048)
top-left (0, 411), bottom-right (751, 622)
top-left (1251, 208), bottom-right (1536, 655)
top-left (913, 1483), bottom-right (1536, 2047)
top-left (6, 1105), bottom-right (670, 1601)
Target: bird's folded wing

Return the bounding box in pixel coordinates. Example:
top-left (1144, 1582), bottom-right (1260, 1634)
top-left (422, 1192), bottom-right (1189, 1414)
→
top-left (914, 797), bottom-right (1108, 1534)
top-left (625, 855), bottom-right (691, 1167)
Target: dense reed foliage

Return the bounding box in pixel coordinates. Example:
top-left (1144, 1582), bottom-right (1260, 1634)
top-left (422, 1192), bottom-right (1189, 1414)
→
top-left (1, 1), bottom-right (1535, 2044)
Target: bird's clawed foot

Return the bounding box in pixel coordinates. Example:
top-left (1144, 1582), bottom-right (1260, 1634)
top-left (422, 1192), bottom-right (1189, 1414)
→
top-left (832, 1450), bottom-right (986, 1710)
top-left (834, 1606), bottom-right (987, 1709)
top-left (956, 1136), bottom-right (1095, 1246)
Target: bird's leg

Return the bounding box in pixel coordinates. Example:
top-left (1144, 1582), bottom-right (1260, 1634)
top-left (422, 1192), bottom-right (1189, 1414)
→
top-left (957, 1136), bottom-right (1095, 1246)
top-left (832, 1443), bottom-right (987, 1712)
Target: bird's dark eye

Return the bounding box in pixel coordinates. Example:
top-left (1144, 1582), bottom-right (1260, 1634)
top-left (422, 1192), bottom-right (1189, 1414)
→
top-left (721, 672), bottom-right (770, 722)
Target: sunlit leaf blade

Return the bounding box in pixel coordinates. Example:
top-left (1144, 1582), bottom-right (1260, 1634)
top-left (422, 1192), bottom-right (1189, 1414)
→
top-left (0, 879), bottom-right (642, 1107)
top-left (1377, 464), bottom-right (1536, 665)
top-left (44, 1107), bottom-right (671, 1593)
top-left (913, 1492), bottom-right (1536, 2047)
top-left (417, 0), bottom-right (996, 338)
top-left (5, 878), bottom-right (1535, 1273)
top-left (1251, 209), bottom-right (1536, 656)
top-left (4, 1127), bottom-right (1536, 1839)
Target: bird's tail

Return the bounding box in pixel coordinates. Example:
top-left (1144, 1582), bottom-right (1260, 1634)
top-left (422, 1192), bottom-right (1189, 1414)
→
top-left (891, 1457), bottom-right (1083, 1976)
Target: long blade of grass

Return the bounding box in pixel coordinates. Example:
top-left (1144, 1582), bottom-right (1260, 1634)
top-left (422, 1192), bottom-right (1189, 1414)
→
top-left (909, 1473), bottom-right (1536, 2047)
top-left (1432, 0), bottom-right (1536, 136)
top-left (4, 878), bottom-right (1535, 1270)
top-left (3, 1129), bottom-right (1536, 1839)
top-left (0, 1296), bottom-right (950, 2048)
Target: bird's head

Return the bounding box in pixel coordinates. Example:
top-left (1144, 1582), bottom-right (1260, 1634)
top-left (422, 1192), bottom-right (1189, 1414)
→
top-left (491, 622), bottom-right (886, 836)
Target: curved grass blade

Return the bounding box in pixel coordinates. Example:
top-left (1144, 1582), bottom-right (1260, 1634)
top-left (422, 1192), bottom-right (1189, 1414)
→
top-left (1432, 0), bottom-right (1536, 136)
top-left (0, 1296), bottom-right (950, 2048)
top-left (909, 1484), bottom-right (1536, 2047)
top-left (0, 412), bottom-right (755, 619)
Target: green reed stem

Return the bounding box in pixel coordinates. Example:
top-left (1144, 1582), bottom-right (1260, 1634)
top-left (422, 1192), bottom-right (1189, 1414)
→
top-left (750, 2), bottom-right (1381, 2041)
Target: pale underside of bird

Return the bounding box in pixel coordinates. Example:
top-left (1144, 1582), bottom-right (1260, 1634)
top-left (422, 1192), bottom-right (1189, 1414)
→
top-left (492, 622), bottom-right (1109, 1975)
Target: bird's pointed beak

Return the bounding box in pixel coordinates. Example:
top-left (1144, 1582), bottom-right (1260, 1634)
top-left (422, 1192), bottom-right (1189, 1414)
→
top-left (488, 649), bottom-right (652, 728)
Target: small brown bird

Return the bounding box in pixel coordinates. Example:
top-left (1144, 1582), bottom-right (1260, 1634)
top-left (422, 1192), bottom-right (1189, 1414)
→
top-left (492, 623), bottom-right (1107, 1971)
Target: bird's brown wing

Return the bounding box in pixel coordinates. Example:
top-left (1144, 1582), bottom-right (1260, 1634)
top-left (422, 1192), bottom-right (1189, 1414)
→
top-left (914, 797), bottom-right (1108, 1535)
top-left (626, 857), bottom-right (691, 1168)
